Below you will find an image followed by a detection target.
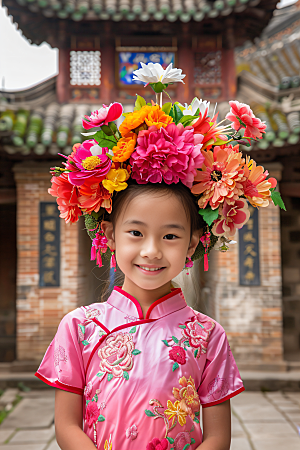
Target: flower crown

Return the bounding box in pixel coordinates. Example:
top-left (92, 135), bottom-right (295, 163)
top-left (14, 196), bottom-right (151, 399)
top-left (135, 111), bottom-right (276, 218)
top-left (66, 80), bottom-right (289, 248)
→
top-left (49, 62), bottom-right (285, 271)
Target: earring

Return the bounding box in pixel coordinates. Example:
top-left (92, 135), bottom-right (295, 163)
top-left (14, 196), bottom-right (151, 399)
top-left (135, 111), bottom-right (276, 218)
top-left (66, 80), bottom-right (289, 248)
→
top-left (185, 256), bottom-right (193, 275)
top-left (110, 250), bottom-right (117, 272)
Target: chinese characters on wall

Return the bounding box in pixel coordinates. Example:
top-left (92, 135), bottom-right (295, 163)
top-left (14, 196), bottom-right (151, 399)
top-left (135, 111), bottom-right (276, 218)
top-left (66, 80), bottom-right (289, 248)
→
top-left (239, 204), bottom-right (260, 286)
top-left (39, 203), bottom-right (60, 287)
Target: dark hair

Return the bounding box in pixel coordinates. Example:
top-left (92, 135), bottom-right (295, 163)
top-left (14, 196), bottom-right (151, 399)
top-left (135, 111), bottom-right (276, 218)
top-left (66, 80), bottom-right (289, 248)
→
top-left (105, 179), bottom-right (205, 237)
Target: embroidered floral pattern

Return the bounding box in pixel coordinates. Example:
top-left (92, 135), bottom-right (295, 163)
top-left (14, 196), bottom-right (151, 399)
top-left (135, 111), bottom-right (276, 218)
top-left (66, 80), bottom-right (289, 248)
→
top-left (146, 438), bottom-right (169, 450)
top-left (104, 435), bottom-right (113, 450)
top-left (98, 328), bottom-right (141, 380)
top-left (85, 389), bottom-right (106, 446)
top-left (78, 308), bottom-right (101, 346)
top-left (162, 314), bottom-right (215, 370)
top-left (208, 375), bottom-right (229, 401)
top-left (126, 424), bottom-right (138, 440)
top-left (165, 400), bottom-right (187, 427)
top-left (53, 345), bottom-right (68, 372)
top-left (84, 381), bottom-right (93, 400)
top-left (172, 377), bottom-right (200, 421)
top-left (170, 428), bottom-right (196, 450)
top-left (145, 399), bottom-right (177, 438)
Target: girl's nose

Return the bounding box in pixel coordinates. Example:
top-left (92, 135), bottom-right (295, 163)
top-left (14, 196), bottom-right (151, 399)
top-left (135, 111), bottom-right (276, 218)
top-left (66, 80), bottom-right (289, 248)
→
top-left (140, 238), bottom-right (162, 260)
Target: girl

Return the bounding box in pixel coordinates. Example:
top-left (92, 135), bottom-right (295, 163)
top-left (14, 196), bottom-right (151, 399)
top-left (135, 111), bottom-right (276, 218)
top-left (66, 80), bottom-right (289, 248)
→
top-left (35, 63), bottom-right (283, 450)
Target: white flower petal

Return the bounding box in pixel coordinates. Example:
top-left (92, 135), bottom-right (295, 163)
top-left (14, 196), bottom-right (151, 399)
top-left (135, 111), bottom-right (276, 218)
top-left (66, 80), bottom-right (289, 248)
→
top-left (90, 144), bottom-right (102, 156)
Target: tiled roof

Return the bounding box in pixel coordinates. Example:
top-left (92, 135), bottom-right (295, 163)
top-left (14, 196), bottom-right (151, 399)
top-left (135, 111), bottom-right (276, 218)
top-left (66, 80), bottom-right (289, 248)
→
top-left (3, 0), bottom-right (270, 23)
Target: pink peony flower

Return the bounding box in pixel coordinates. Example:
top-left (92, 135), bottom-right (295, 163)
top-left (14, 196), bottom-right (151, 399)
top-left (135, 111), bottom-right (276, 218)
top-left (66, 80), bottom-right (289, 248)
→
top-left (85, 401), bottom-right (99, 427)
top-left (84, 381), bottom-right (93, 400)
top-left (98, 333), bottom-right (135, 378)
top-left (146, 438), bottom-right (169, 450)
top-left (82, 103), bottom-right (123, 130)
top-left (182, 316), bottom-right (215, 354)
top-left (226, 100), bottom-right (267, 139)
top-left (174, 432), bottom-right (192, 450)
top-left (212, 198), bottom-right (250, 239)
top-left (130, 123), bottom-right (204, 188)
top-left (48, 173), bottom-right (82, 224)
top-left (67, 139), bottom-right (111, 187)
top-left (126, 424), bottom-right (138, 440)
top-left (169, 346), bottom-right (186, 365)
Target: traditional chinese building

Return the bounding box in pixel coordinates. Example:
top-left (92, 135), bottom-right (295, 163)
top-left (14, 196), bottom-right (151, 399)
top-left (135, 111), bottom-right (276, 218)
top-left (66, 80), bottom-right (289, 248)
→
top-left (0, 0), bottom-right (286, 374)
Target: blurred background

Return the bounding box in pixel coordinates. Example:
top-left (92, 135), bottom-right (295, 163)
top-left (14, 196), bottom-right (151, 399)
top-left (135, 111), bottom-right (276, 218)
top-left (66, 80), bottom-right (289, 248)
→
top-left (0, 0), bottom-right (299, 380)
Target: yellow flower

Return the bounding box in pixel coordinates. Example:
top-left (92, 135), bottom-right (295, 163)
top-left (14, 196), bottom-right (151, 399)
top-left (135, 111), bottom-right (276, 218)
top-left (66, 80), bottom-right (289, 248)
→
top-left (164, 400), bottom-right (187, 427)
top-left (102, 168), bottom-right (129, 194)
top-left (104, 435), bottom-right (112, 450)
top-left (112, 132), bottom-right (137, 162)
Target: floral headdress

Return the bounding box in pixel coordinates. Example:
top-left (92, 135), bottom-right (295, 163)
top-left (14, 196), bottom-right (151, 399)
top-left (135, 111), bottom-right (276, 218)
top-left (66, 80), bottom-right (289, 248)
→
top-left (49, 62), bottom-right (285, 272)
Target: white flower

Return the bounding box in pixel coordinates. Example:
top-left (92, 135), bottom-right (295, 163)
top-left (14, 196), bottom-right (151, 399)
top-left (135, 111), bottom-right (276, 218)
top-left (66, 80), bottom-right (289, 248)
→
top-left (132, 62), bottom-right (185, 85)
top-left (182, 97), bottom-right (210, 116)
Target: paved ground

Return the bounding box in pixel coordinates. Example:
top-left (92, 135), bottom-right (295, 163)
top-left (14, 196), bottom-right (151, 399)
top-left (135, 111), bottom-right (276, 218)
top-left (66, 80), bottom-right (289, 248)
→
top-left (0, 389), bottom-right (299, 449)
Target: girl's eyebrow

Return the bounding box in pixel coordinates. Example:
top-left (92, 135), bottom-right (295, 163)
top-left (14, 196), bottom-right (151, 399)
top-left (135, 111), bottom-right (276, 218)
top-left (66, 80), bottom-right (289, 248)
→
top-left (124, 220), bottom-right (185, 231)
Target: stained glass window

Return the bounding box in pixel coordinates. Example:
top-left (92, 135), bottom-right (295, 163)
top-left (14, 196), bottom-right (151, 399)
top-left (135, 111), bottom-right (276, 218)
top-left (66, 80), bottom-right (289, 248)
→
top-left (70, 51), bottom-right (101, 86)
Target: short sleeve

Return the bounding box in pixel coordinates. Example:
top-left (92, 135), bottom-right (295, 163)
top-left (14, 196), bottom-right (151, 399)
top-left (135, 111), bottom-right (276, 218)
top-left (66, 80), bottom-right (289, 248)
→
top-left (35, 311), bottom-right (85, 395)
top-left (198, 325), bottom-right (244, 408)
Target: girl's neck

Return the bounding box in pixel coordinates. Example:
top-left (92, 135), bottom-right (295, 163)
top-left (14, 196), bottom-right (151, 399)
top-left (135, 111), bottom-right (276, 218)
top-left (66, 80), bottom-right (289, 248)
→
top-left (121, 278), bottom-right (172, 318)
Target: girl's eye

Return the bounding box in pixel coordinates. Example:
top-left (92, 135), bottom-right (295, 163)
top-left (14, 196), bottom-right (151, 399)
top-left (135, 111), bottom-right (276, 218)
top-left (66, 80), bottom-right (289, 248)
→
top-left (164, 234), bottom-right (178, 240)
top-left (129, 230), bottom-right (142, 237)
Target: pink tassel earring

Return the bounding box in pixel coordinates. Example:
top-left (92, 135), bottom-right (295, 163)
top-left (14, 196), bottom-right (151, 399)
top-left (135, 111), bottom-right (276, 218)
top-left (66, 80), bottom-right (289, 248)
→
top-left (200, 230), bottom-right (211, 272)
top-left (110, 250), bottom-right (117, 272)
top-left (185, 256), bottom-right (193, 275)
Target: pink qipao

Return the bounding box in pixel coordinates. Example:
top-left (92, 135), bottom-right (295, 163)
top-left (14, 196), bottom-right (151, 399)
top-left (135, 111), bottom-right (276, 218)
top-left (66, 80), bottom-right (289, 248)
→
top-left (35, 288), bottom-right (244, 450)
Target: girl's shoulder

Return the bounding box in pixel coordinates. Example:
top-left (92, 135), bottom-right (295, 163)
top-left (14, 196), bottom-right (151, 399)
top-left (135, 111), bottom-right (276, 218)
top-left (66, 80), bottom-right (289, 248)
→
top-left (59, 302), bottom-right (107, 328)
top-left (186, 306), bottom-right (227, 340)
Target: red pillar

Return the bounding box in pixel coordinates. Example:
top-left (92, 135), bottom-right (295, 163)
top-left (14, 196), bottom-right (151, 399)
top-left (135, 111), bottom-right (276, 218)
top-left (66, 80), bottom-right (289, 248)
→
top-left (223, 21), bottom-right (237, 100)
top-left (101, 24), bottom-right (115, 103)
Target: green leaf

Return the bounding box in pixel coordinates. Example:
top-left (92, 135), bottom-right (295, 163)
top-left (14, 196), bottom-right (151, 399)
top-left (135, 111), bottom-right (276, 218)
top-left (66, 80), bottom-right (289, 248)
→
top-left (178, 325), bottom-right (186, 329)
top-left (132, 349), bottom-right (141, 355)
top-left (134, 95), bottom-right (146, 111)
top-left (194, 349), bottom-right (198, 358)
top-left (108, 121), bottom-right (118, 133)
top-left (162, 340), bottom-right (170, 347)
top-left (191, 438), bottom-right (196, 444)
top-left (237, 117), bottom-right (246, 128)
top-left (184, 340), bottom-right (190, 347)
top-left (92, 393), bottom-right (98, 402)
top-left (172, 335), bottom-right (179, 344)
top-left (198, 206), bottom-right (219, 227)
top-left (79, 324), bottom-right (85, 334)
top-left (173, 104), bottom-right (183, 124)
top-left (93, 130), bottom-right (117, 150)
top-left (98, 414), bottom-right (105, 422)
top-left (86, 400), bottom-right (90, 406)
top-left (123, 371), bottom-right (129, 380)
top-left (195, 411), bottom-right (200, 416)
top-left (96, 372), bottom-right (104, 377)
top-left (193, 417), bottom-right (200, 424)
top-left (101, 125), bottom-right (114, 136)
top-left (82, 340), bottom-right (89, 346)
top-left (162, 102), bottom-right (172, 115)
top-left (145, 409), bottom-right (155, 417)
top-left (167, 437), bottom-right (175, 444)
top-left (183, 445), bottom-right (190, 450)
top-left (270, 188), bottom-right (286, 211)
top-left (172, 362), bottom-right (179, 372)
top-left (179, 115), bottom-right (198, 127)
top-left (129, 326), bottom-right (137, 333)
top-left (149, 81), bottom-right (168, 93)
top-left (107, 373), bottom-right (113, 381)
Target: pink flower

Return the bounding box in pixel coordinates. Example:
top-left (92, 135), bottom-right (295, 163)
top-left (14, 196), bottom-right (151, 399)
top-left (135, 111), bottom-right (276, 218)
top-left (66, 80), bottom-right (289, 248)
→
top-left (67, 139), bottom-right (111, 187)
top-left (84, 381), bottom-right (93, 400)
top-left (174, 432), bottom-right (192, 450)
top-left (126, 424), bottom-right (138, 440)
top-left (82, 103), bottom-right (123, 130)
top-left (182, 316), bottom-right (215, 354)
top-left (85, 401), bottom-right (99, 427)
top-left (169, 346), bottom-right (186, 365)
top-left (146, 438), bottom-right (169, 450)
top-left (212, 198), bottom-right (250, 239)
top-left (226, 101), bottom-right (266, 139)
top-left (98, 333), bottom-right (135, 378)
top-left (130, 123), bottom-right (204, 188)
top-left (48, 174), bottom-right (82, 224)
top-left (208, 375), bottom-right (229, 401)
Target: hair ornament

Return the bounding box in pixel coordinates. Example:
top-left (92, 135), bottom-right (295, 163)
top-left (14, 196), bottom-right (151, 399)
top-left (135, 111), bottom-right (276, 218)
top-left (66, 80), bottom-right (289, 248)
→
top-left (48, 62), bottom-right (286, 272)
top-left (184, 257), bottom-right (194, 275)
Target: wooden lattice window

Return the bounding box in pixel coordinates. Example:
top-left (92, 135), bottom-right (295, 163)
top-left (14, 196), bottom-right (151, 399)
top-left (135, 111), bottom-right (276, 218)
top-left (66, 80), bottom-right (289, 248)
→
top-left (70, 51), bottom-right (101, 86)
top-left (194, 50), bottom-right (222, 85)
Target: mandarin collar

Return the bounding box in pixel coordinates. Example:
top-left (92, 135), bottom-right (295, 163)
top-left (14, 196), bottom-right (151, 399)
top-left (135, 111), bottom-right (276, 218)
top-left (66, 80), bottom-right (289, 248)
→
top-left (107, 286), bottom-right (187, 320)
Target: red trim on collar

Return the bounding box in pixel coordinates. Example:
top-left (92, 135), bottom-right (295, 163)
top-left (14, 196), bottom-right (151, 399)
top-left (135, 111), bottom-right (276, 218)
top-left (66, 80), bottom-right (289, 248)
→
top-left (114, 286), bottom-right (144, 319)
top-left (145, 288), bottom-right (182, 319)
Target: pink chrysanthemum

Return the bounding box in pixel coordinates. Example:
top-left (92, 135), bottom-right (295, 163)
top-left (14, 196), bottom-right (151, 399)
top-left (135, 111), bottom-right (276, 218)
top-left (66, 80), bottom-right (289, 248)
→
top-left (226, 100), bottom-right (267, 139)
top-left (130, 123), bottom-right (204, 188)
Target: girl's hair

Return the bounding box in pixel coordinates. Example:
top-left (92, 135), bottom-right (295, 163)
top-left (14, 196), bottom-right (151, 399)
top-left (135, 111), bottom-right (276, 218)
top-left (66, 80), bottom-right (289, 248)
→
top-left (104, 180), bottom-right (205, 236)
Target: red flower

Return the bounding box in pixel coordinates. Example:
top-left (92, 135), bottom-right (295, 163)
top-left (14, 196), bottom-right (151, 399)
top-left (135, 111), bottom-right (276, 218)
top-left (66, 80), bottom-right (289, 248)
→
top-left (85, 401), bottom-right (99, 427)
top-left (48, 173), bottom-right (81, 224)
top-left (169, 346), bottom-right (186, 365)
top-left (146, 438), bottom-right (169, 450)
top-left (212, 198), bottom-right (250, 239)
top-left (82, 102), bottom-right (123, 130)
top-left (226, 100), bottom-right (267, 139)
top-left (78, 176), bottom-right (112, 214)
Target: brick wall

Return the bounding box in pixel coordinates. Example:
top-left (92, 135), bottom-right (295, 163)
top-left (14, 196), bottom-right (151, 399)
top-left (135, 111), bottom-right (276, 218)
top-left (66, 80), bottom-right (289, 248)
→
top-left (206, 163), bottom-right (285, 371)
top-left (14, 161), bottom-right (82, 361)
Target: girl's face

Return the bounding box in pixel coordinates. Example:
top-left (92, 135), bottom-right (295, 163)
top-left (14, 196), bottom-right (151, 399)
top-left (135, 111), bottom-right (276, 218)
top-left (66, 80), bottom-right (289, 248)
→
top-left (102, 191), bottom-right (200, 297)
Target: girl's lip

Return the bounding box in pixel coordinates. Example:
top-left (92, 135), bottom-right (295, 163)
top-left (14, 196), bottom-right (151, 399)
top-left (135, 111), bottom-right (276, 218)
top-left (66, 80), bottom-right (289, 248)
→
top-left (135, 264), bottom-right (166, 275)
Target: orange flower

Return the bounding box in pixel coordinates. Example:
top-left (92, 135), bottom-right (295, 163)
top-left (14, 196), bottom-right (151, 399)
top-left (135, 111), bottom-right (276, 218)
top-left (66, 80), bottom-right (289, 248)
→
top-left (144, 104), bottom-right (173, 129)
top-left (243, 158), bottom-right (277, 208)
top-left (112, 132), bottom-right (137, 162)
top-left (172, 376), bottom-right (200, 420)
top-left (164, 400), bottom-right (187, 427)
top-left (78, 177), bottom-right (112, 214)
top-left (119, 105), bottom-right (152, 136)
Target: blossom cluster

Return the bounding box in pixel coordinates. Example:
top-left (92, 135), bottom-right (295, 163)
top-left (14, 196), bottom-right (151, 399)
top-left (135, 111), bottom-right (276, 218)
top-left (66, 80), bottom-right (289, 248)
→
top-left (48, 63), bottom-right (285, 269)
